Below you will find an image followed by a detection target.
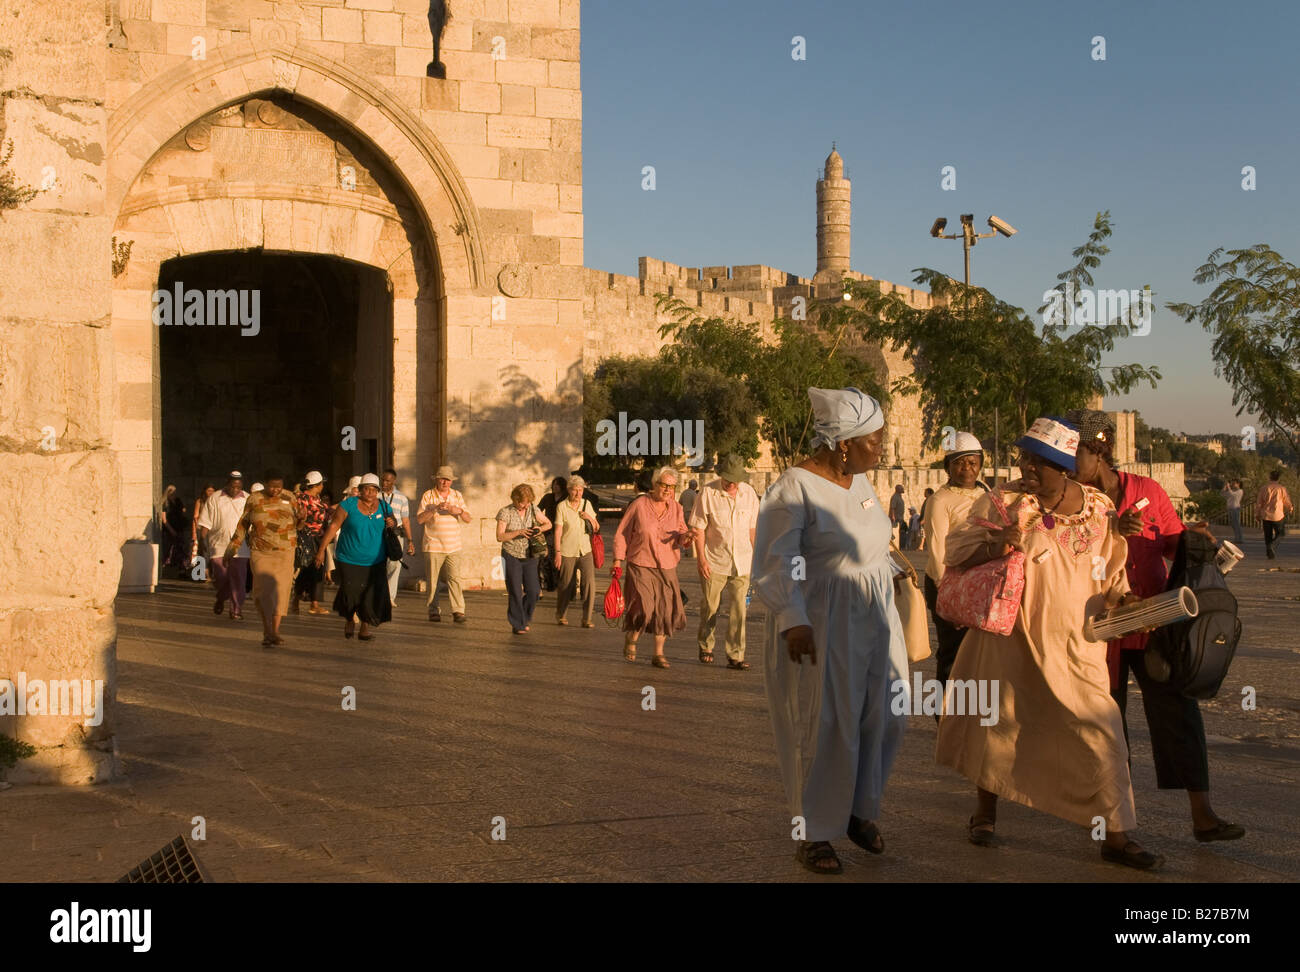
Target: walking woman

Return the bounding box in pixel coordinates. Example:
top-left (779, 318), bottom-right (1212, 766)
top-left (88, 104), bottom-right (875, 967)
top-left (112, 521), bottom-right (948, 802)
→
top-left (613, 466), bottom-right (693, 667)
top-left (314, 473), bottom-right (394, 640)
top-left (157, 485), bottom-right (187, 568)
top-left (496, 484), bottom-right (552, 634)
top-left (936, 417), bottom-right (1164, 869)
top-left (294, 470), bottom-right (330, 614)
top-left (752, 387), bottom-right (907, 875)
top-left (1067, 408), bottom-right (1244, 844)
top-left (226, 471), bottom-right (303, 648)
top-left (552, 475), bottom-right (600, 627)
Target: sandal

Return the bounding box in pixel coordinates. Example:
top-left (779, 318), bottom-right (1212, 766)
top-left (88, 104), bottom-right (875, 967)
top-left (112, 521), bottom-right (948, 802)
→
top-left (848, 815), bottom-right (884, 854)
top-left (727, 658), bottom-right (750, 671)
top-left (261, 636), bottom-right (275, 648)
top-left (557, 617), bottom-right (568, 625)
top-left (968, 815), bottom-right (997, 847)
top-left (795, 841), bottom-right (842, 875)
top-left (651, 654), bottom-right (670, 669)
top-left (1101, 841), bottom-right (1164, 870)
top-left (698, 648), bottom-right (714, 664)
top-left (624, 644), bottom-right (636, 662)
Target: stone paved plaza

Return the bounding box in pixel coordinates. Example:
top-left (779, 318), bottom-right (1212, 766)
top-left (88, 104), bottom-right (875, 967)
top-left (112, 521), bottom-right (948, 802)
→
top-left (2, 535), bottom-right (1297, 883)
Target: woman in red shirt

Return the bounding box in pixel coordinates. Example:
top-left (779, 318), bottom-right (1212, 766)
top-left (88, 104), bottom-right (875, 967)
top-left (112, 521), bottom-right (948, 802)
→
top-left (1067, 409), bottom-right (1244, 844)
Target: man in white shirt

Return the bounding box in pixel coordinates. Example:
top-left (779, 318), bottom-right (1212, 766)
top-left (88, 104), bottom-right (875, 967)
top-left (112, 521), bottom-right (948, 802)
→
top-left (1221, 480), bottom-right (1244, 544)
top-left (689, 455), bottom-right (760, 670)
top-left (380, 468), bottom-right (415, 607)
top-left (416, 464), bottom-right (471, 623)
top-left (197, 470), bottom-right (249, 620)
top-left (923, 433), bottom-right (987, 692)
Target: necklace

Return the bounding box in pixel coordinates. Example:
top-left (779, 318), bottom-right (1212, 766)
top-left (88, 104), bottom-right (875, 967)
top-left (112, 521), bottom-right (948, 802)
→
top-left (1039, 482), bottom-right (1071, 530)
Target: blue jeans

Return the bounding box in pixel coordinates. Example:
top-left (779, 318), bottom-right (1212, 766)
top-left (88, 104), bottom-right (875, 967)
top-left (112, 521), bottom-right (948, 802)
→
top-left (502, 550), bottom-right (540, 630)
top-left (1228, 508), bottom-right (1243, 543)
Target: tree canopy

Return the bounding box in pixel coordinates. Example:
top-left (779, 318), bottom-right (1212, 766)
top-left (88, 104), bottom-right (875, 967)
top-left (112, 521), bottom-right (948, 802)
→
top-left (834, 211), bottom-right (1161, 454)
top-left (1168, 244), bottom-right (1300, 469)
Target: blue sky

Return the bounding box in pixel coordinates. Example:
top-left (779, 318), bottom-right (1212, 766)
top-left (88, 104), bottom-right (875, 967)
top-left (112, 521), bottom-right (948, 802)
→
top-left (581, 0), bottom-right (1300, 435)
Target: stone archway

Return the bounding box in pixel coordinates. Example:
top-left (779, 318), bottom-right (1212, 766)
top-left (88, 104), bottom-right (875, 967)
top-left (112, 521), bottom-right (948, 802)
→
top-left (107, 43), bottom-right (482, 590)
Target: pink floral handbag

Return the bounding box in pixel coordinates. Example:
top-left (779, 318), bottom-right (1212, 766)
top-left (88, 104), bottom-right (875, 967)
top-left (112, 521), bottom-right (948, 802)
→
top-left (936, 490), bottom-right (1026, 635)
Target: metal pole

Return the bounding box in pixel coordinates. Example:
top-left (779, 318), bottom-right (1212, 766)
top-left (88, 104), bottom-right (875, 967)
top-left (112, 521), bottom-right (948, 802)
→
top-left (994, 407), bottom-right (999, 485)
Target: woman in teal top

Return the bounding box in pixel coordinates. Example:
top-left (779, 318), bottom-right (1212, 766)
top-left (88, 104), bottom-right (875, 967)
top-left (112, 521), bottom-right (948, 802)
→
top-left (314, 473), bottom-right (395, 640)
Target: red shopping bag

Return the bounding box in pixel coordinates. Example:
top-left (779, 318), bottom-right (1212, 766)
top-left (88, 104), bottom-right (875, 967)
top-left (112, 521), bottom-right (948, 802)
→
top-left (603, 565), bottom-right (624, 625)
top-left (590, 532), bottom-right (606, 569)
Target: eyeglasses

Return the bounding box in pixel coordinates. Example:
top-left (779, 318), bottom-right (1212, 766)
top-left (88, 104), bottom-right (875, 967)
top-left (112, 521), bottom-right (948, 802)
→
top-left (659, 482), bottom-right (678, 490)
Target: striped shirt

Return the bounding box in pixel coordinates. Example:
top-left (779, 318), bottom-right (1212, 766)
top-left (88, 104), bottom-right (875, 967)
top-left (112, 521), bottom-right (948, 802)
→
top-left (418, 487), bottom-right (469, 553)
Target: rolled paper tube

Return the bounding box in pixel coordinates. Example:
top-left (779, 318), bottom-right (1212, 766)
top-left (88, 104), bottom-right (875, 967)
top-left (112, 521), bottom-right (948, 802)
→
top-left (1084, 587), bottom-right (1199, 642)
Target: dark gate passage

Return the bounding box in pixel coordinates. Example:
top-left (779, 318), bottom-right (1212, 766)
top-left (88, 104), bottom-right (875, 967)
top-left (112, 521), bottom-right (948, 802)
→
top-left (158, 251), bottom-right (391, 499)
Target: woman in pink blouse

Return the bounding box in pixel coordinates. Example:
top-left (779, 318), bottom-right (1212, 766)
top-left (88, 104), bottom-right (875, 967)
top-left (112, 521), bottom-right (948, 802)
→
top-left (1068, 409), bottom-right (1244, 844)
top-left (613, 466), bottom-right (694, 667)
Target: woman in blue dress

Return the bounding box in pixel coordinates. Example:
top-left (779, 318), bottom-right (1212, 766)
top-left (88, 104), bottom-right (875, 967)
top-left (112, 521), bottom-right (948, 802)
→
top-left (752, 387), bottom-right (909, 875)
top-left (314, 473), bottom-right (395, 641)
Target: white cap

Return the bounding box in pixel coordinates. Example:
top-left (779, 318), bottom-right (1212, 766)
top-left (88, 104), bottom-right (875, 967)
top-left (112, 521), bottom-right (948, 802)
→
top-left (304, 470), bottom-right (324, 486)
top-left (360, 473), bottom-right (381, 487)
top-left (347, 475), bottom-right (362, 489)
top-left (250, 483), bottom-right (264, 493)
top-left (945, 431), bottom-right (983, 457)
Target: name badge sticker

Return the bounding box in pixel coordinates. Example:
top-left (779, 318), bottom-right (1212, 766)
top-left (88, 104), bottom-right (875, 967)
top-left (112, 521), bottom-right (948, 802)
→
top-left (861, 498), bottom-right (876, 511)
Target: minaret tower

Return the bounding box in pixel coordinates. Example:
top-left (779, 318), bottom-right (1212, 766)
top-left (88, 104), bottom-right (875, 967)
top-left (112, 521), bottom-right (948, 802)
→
top-left (816, 144), bottom-right (851, 275)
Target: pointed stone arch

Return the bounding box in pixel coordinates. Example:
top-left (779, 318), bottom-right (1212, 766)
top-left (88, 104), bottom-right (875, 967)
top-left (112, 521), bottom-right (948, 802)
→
top-left (107, 36), bottom-right (487, 293)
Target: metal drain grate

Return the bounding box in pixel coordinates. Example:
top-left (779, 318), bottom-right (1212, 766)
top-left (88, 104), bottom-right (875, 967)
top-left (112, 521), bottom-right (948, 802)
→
top-left (117, 835), bottom-right (212, 883)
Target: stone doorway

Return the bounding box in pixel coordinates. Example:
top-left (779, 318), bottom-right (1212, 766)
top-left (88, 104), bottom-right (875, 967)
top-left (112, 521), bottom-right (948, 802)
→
top-left (156, 251), bottom-right (393, 506)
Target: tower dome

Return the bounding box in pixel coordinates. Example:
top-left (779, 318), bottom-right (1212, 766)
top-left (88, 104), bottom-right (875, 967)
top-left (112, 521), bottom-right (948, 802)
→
top-left (824, 146), bottom-right (844, 180)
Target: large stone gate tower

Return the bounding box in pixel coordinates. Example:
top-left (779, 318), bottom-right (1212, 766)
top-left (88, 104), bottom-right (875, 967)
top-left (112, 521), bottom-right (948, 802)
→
top-left (1, 0), bottom-right (584, 782)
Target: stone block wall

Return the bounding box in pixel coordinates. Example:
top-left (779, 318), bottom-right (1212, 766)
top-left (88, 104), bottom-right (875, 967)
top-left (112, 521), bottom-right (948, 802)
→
top-left (0, 0), bottom-right (121, 783)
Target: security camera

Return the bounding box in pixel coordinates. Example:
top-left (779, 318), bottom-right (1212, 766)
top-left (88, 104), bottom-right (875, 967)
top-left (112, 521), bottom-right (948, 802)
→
top-left (960, 213), bottom-right (974, 226)
top-left (930, 217), bottom-right (947, 238)
top-left (988, 215), bottom-right (1017, 237)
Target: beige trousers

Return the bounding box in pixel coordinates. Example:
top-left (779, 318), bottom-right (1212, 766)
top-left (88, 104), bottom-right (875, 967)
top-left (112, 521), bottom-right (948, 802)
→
top-left (425, 550), bottom-right (465, 614)
top-left (697, 570), bottom-right (748, 661)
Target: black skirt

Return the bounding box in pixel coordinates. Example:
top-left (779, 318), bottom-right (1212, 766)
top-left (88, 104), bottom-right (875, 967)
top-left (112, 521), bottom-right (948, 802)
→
top-left (333, 560), bottom-right (392, 625)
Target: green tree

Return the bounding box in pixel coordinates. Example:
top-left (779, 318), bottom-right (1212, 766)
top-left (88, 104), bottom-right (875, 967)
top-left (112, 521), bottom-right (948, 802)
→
top-left (655, 296), bottom-right (887, 468)
top-left (1168, 244), bottom-right (1300, 469)
top-left (839, 211), bottom-right (1161, 454)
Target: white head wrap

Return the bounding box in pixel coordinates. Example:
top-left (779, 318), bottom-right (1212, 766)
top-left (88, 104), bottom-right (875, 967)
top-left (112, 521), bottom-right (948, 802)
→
top-left (808, 387), bottom-right (884, 450)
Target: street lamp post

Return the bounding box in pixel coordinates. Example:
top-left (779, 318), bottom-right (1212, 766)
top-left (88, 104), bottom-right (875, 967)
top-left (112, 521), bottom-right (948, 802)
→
top-left (930, 213), bottom-right (1017, 474)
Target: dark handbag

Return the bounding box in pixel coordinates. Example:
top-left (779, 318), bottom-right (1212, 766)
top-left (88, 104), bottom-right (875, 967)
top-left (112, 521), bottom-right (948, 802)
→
top-left (295, 531), bottom-right (318, 571)
top-left (526, 506), bottom-right (549, 558)
top-left (380, 500), bottom-right (404, 562)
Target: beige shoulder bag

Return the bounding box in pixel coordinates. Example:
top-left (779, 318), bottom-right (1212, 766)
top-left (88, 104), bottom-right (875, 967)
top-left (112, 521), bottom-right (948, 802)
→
top-left (890, 539), bottom-right (932, 663)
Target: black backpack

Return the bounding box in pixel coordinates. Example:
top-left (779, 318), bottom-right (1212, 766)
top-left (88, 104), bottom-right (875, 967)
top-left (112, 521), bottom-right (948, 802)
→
top-left (1144, 531), bottom-right (1241, 699)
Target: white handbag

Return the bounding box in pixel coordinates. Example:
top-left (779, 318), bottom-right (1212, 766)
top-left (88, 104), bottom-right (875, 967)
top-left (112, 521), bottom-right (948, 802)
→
top-left (890, 539), bottom-right (932, 663)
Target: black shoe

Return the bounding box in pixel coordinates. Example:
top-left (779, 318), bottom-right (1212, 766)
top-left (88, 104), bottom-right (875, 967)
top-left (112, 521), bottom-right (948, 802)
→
top-left (453, 613), bottom-right (467, 623)
top-left (428, 610), bottom-right (442, 622)
top-left (1101, 841), bottom-right (1164, 870)
top-left (1194, 821), bottom-right (1245, 842)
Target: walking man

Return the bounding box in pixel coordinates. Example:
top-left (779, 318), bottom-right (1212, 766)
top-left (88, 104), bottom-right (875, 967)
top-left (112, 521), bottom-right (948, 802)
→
top-left (679, 479), bottom-right (700, 558)
top-left (1256, 470), bottom-right (1294, 559)
top-left (889, 483), bottom-right (907, 546)
top-left (197, 470), bottom-right (250, 621)
top-left (380, 468), bottom-right (414, 606)
top-left (417, 464), bottom-right (471, 622)
top-left (1222, 480), bottom-right (1244, 544)
top-left (689, 455), bottom-right (759, 670)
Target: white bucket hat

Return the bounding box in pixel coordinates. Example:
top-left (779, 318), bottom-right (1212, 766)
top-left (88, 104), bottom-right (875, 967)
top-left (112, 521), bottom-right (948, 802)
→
top-left (359, 473), bottom-right (381, 487)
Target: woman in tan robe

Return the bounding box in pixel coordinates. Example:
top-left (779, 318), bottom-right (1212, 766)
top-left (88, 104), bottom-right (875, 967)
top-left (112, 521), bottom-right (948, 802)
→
top-left (227, 472), bottom-right (303, 649)
top-left (935, 417), bottom-right (1164, 869)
